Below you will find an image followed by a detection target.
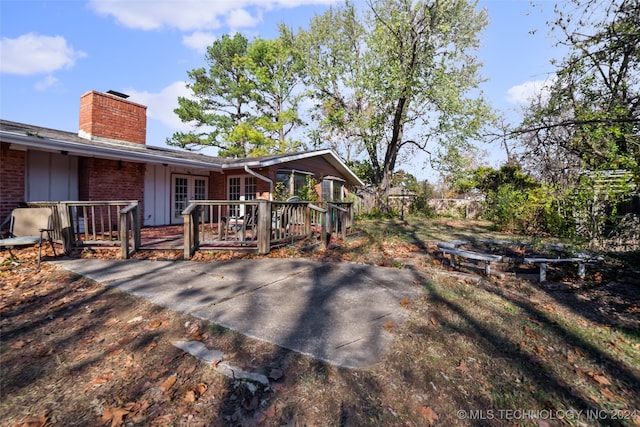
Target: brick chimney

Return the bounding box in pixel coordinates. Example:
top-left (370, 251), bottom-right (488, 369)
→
top-left (78, 90), bottom-right (147, 145)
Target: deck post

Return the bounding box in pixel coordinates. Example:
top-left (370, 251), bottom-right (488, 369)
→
top-left (183, 211), bottom-right (192, 259)
top-left (257, 200), bottom-right (271, 255)
top-left (183, 204), bottom-right (199, 259)
top-left (119, 211), bottom-right (130, 259)
top-left (304, 204), bottom-right (312, 238)
top-left (324, 208), bottom-right (332, 249)
top-left (133, 202), bottom-right (141, 252)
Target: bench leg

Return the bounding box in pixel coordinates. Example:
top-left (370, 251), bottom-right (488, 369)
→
top-left (484, 261), bottom-right (491, 276)
top-left (539, 263), bottom-right (547, 282)
top-left (578, 263), bottom-right (585, 279)
top-left (449, 254), bottom-right (455, 267)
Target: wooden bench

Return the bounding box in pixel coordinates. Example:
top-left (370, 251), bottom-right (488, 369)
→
top-left (523, 257), bottom-right (587, 282)
top-left (438, 243), bottom-right (503, 276)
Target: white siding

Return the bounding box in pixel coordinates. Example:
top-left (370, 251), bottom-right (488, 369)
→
top-left (143, 164), bottom-right (171, 226)
top-left (26, 151), bottom-right (78, 201)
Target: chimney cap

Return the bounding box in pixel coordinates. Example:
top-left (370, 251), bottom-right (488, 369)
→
top-left (106, 90), bottom-right (129, 99)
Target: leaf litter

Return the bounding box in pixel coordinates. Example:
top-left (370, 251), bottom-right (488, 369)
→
top-left (1, 218), bottom-right (639, 426)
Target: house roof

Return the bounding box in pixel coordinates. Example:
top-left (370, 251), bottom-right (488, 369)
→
top-left (0, 119), bottom-right (364, 186)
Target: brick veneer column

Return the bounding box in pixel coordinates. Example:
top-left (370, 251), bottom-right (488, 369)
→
top-left (0, 142), bottom-right (26, 220)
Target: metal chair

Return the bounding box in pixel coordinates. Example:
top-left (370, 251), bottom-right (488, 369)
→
top-left (0, 207), bottom-right (56, 268)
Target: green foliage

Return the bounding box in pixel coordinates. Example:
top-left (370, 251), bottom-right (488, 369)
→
top-left (299, 0), bottom-right (493, 193)
top-left (169, 30), bottom-right (305, 157)
top-left (469, 165), bottom-right (571, 236)
top-left (296, 176), bottom-right (319, 202)
top-left (273, 181), bottom-right (290, 202)
top-left (517, 0), bottom-right (640, 184)
top-left (346, 159), bottom-right (377, 185)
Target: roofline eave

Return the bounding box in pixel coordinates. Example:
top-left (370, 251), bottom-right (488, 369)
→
top-left (1, 131), bottom-right (223, 170)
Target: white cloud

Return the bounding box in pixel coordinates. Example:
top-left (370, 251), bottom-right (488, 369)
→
top-left (506, 79), bottom-right (554, 106)
top-left (227, 8), bottom-right (262, 28)
top-left (88, 0), bottom-right (338, 31)
top-left (182, 31), bottom-right (217, 54)
top-left (0, 33), bottom-right (86, 75)
top-left (34, 75), bottom-right (60, 91)
top-left (125, 81), bottom-right (193, 132)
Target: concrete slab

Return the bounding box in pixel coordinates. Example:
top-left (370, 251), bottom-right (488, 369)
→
top-left (54, 258), bottom-right (424, 369)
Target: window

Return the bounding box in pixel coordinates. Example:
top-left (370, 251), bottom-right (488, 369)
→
top-left (275, 169), bottom-right (314, 199)
top-left (228, 175), bottom-right (256, 217)
top-left (321, 177), bottom-right (345, 202)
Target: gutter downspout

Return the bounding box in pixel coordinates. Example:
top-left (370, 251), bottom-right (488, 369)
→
top-left (244, 165), bottom-right (273, 200)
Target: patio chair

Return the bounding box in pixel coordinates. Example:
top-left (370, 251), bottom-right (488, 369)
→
top-left (0, 207), bottom-right (56, 268)
top-left (223, 206), bottom-right (259, 241)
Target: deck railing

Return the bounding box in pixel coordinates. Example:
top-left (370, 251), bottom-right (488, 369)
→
top-left (182, 200), bottom-right (353, 258)
top-left (27, 201), bottom-right (141, 258)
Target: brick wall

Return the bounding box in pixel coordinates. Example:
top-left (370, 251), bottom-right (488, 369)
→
top-left (209, 170), bottom-right (274, 200)
top-left (0, 142), bottom-right (26, 221)
top-left (79, 90), bottom-right (147, 145)
top-left (79, 157), bottom-right (146, 225)
top-left (209, 173), bottom-right (226, 200)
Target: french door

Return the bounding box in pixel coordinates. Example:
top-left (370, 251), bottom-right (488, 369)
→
top-left (172, 174), bottom-right (208, 223)
top-left (228, 176), bottom-right (256, 217)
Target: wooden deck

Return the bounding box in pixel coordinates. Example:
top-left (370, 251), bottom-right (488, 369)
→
top-left (140, 225), bottom-right (184, 250)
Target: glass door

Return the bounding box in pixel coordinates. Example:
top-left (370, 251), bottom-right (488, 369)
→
top-left (171, 174), bottom-right (208, 223)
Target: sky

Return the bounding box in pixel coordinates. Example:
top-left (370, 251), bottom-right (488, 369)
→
top-left (0, 0), bottom-right (563, 182)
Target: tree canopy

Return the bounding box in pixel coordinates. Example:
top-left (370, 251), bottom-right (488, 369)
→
top-left (168, 30), bottom-right (305, 157)
top-left (298, 0), bottom-right (492, 194)
top-left (516, 0), bottom-right (640, 183)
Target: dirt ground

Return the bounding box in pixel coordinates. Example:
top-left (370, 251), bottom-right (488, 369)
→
top-left (2, 219), bottom-right (639, 426)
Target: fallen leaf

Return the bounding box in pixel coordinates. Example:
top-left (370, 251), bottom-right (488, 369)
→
top-left (117, 337), bottom-right (133, 346)
top-left (430, 317), bottom-right (438, 326)
top-left (524, 326), bottom-right (539, 339)
top-left (419, 406), bottom-right (438, 425)
top-left (10, 340), bottom-right (25, 349)
top-left (211, 359), bottom-right (221, 368)
top-left (149, 320), bottom-right (163, 329)
top-left (383, 321), bottom-right (395, 331)
top-left (32, 347), bottom-right (53, 358)
top-left (89, 373), bottom-right (113, 386)
top-left (196, 383), bottom-right (208, 395)
top-left (534, 345), bottom-right (546, 356)
top-left (600, 387), bottom-right (618, 400)
top-left (400, 298), bottom-right (411, 307)
top-left (16, 414), bottom-right (47, 427)
top-left (591, 373), bottom-right (612, 386)
top-left (160, 375), bottom-right (177, 392)
top-left (101, 407), bottom-right (129, 427)
top-left (103, 317), bottom-right (119, 327)
top-left (456, 360), bottom-right (468, 373)
top-left (184, 389), bottom-right (197, 403)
